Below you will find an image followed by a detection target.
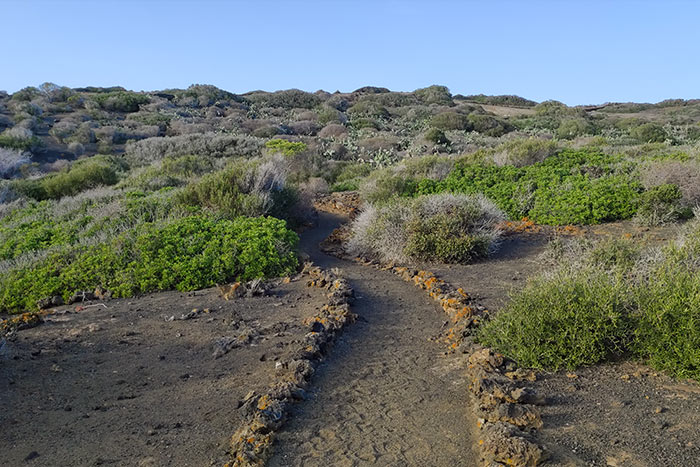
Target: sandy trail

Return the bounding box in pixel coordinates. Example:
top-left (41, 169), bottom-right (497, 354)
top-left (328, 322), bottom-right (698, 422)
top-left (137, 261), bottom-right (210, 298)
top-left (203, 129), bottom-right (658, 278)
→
top-left (268, 212), bottom-right (479, 466)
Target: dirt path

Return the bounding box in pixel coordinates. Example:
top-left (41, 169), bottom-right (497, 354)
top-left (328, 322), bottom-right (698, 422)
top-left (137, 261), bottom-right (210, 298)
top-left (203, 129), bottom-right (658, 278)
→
top-left (268, 212), bottom-right (479, 466)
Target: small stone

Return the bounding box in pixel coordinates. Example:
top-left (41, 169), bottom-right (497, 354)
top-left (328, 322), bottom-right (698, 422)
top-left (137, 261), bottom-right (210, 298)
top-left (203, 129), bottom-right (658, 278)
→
top-left (654, 407), bottom-right (665, 414)
top-left (24, 451), bottom-right (40, 461)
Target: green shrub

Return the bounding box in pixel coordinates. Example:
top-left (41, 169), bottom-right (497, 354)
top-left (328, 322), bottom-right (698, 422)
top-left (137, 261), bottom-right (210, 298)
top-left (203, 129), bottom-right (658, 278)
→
top-left (413, 85), bottom-right (452, 105)
top-left (162, 154), bottom-right (214, 177)
top-left (12, 156), bottom-right (124, 200)
top-left (0, 133), bottom-right (42, 151)
top-left (91, 91), bottom-right (150, 112)
top-left (479, 233), bottom-right (700, 380)
top-left (330, 163), bottom-right (372, 191)
top-left (245, 89), bottom-right (320, 109)
top-left (425, 128), bottom-right (449, 145)
top-left (0, 215), bottom-right (299, 313)
top-left (556, 118), bottom-right (593, 139)
top-left (350, 118), bottom-right (380, 130)
top-left (460, 94), bottom-right (537, 107)
top-left (177, 160), bottom-right (295, 220)
top-left (630, 122), bottom-right (666, 143)
top-left (317, 106), bottom-right (344, 125)
top-left (265, 139), bottom-right (307, 156)
top-left (430, 112), bottom-right (472, 131)
top-left (468, 114), bottom-right (513, 137)
top-left (478, 267), bottom-right (631, 370)
top-left (632, 241), bottom-right (700, 380)
top-left (347, 100), bottom-right (390, 119)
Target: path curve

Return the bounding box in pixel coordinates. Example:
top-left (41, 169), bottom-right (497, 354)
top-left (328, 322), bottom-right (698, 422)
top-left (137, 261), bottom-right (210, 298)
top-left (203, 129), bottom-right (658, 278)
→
top-left (268, 212), bottom-right (479, 466)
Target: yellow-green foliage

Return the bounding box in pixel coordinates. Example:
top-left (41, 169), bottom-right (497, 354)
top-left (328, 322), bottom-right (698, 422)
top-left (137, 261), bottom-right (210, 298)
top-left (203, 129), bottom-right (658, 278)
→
top-left (265, 139), bottom-right (308, 156)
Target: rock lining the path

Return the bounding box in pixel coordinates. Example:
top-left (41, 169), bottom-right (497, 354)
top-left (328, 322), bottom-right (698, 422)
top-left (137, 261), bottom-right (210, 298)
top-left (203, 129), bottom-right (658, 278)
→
top-left (313, 201), bottom-right (548, 466)
top-left (227, 263), bottom-right (356, 466)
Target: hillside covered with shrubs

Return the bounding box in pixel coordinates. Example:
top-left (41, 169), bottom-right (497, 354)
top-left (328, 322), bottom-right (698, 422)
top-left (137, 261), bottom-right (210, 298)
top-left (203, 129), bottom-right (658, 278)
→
top-left (3, 82), bottom-right (700, 325)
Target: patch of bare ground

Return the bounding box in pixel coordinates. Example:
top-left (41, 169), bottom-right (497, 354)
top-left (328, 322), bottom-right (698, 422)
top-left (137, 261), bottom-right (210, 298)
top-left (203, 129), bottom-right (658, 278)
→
top-left (479, 104), bottom-right (536, 118)
top-left (0, 279), bottom-right (328, 467)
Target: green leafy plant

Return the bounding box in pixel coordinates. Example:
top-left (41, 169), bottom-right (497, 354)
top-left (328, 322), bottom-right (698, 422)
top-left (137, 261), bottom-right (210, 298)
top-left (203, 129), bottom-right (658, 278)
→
top-left (0, 215), bottom-right (299, 313)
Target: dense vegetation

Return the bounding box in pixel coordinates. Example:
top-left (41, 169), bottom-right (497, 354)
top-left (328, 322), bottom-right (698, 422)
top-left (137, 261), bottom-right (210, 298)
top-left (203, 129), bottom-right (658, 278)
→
top-left (2, 81), bottom-right (700, 383)
top-left (478, 234), bottom-right (700, 381)
top-left (0, 215), bottom-right (298, 313)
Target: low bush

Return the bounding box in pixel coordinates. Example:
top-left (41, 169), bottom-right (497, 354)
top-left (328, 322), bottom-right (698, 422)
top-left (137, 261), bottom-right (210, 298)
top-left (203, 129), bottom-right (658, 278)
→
top-left (125, 133), bottom-right (262, 165)
top-left (430, 111), bottom-right (472, 131)
top-left (478, 266), bottom-right (631, 370)
top-left (556, 118), bottom-right (593, 139)
top-left (245, 89), bottom-right (321, 110)
top-left (630, 122), bottom-right (666, 143)
top-left (0, 130), bottom-right (42, 152)
top-left (413, 85), bottom-right (453, 106)
top-left (347, 193), bottom-right (504, 263)
top-left (468, 114), bottom-right (513, 137)
top-left (0, 148), bottom-right (30, 178)
top-left (639, 159), bottom-right (700, 207)
top-left (330, 163), bottom-right (372, 191)
top-left (632, 235), bottom-right (700, 380)
top-left (0, 215), bottom-right (299, 313)
top-left (459, 94), bottom-right (537, 107)
top-left (91, 91), bottom-right (150, 112)
top-left (425, 127), bottom-right (449, 145)
top-left (347, 100), bottom-right (390, 120)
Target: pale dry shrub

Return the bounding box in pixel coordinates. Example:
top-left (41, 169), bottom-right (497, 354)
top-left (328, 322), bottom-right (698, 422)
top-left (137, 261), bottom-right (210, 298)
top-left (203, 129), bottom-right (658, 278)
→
top-left (301, 177), bottom-right (329, 195)
top-left (347, 193), bottom-right (505, 263)
top-left (4, 126), bottom-right (33, 139)
top-left (347, 203), bottom-right (411, 262)
top-left (0, 148), bottom-right (30, 178)
top-left (288, 120), bottom-right (320, 136)
top-left (640, 159), bottom-right (700, 207)
top-left (68, 142), bottom-right (85, 156)
top-left (318, 124), bottom-right (348, 139)
top-left (49, 120), bottom-right (79, 143)
top-left (125, 133), bottom-right (262, 165)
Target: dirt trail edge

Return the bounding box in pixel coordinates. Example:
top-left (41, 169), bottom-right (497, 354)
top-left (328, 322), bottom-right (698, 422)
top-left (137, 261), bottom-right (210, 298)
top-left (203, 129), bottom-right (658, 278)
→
top-left (268, 212), bottom-right (480, 466)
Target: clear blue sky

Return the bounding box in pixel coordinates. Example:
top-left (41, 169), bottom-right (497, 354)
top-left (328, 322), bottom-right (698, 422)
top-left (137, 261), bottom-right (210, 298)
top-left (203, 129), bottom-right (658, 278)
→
top-left (2, 0), bottom-right (698, 105)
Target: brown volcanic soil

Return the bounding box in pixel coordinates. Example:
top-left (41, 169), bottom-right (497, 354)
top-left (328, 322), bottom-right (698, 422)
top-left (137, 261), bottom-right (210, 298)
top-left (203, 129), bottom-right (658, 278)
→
top-left (427, 224), bottom-right (700, 467)
top-left (0, 280), bottom-right (328, 467)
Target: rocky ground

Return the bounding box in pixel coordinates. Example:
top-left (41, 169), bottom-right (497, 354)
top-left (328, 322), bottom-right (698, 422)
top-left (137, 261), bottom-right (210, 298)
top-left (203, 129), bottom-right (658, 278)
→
top-left (0, 279), bottom-right (329, 466)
